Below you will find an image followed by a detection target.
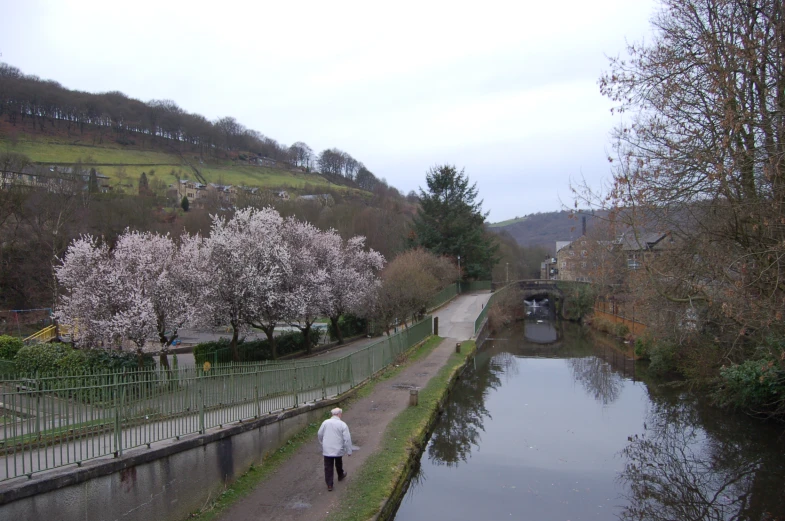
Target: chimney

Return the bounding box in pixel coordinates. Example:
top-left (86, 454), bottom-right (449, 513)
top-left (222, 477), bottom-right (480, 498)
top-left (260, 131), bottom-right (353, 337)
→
top-left (582, 216), bottom-right (587, 236)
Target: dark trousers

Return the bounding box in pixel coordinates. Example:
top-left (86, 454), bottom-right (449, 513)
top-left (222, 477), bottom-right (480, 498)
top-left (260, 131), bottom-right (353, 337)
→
top-left (323, 456), bottom-right (344, 487)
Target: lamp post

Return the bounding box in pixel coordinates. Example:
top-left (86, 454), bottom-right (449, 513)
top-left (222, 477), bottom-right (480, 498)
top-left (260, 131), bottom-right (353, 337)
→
top-left (506, 262), bottom-right (509, 283)
top-left (457, 255), bottom-right (461, 287)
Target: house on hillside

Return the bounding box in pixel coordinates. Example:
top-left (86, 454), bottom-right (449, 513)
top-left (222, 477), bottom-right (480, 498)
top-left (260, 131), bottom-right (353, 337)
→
top-left (1, 165), bottom-right (111, 193)
top-left (206, 183), bottom-right (237, 204)
top-left (298, 194), bottom-right (334, 206)
top-left (177, 179), bottom-right (207, 203)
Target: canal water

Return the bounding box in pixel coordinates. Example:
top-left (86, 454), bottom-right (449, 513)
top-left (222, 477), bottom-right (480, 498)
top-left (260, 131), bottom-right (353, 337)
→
top-left (394, 319), bottom-right (785, 520)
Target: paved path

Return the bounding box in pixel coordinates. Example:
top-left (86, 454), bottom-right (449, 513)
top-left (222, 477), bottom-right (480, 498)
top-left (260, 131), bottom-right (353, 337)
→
top-left (215, 291), bottom-right (492, 521)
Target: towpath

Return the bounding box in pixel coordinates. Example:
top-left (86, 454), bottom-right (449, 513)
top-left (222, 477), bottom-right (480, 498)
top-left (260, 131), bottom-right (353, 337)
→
top-left (215, 291), bottom-right (492, 521)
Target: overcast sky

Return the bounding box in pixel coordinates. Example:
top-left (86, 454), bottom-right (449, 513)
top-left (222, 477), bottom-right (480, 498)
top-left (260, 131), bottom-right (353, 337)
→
top-left (0, 0), bottom-right (657, 222)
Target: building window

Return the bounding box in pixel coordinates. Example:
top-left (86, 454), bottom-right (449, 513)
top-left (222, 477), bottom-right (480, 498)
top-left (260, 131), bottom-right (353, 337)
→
top-left (561, 261), bottom-right (567, 269)
top-left (581, 262), bottom-right (587, 268)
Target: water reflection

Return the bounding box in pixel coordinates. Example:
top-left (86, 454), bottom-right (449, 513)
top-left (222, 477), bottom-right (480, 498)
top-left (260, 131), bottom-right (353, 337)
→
top-left (426, 350), bottom-right (509, 466)
top-left (619, 389), bottom-right (785, 521)
top-left (394, 322), bottom-right (785, 521)
top-left (523, 302), bottom-right (559, 344)
top-left (567, 356), bottom-right (624, 405)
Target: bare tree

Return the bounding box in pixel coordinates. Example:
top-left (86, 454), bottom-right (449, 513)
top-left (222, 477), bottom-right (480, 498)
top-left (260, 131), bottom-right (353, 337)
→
top-left (580, 0), bottom-right (785, 381)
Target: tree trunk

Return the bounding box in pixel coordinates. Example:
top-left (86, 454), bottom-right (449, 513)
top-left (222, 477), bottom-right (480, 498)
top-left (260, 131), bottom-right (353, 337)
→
top-left (303, 322), bottom-right (313, 354)
top-left (230, 324), bottom-right (240, 362)
top-left (330, 315), bottom-right (344, 344)
top-left (159, 350), bottom-right (171, 372)
top-left (262, 324), bottom-right (277, 360)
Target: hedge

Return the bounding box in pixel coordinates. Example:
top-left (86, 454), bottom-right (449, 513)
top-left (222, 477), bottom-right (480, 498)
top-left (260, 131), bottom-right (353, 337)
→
top-left (193, 330), bottom-right (319, 365)
top-left (328, 314), bottom-right (367, 341)
top-left (0, 335), bottom-right (24, 360)
top-left (14, 343), bottom-right (154, 375)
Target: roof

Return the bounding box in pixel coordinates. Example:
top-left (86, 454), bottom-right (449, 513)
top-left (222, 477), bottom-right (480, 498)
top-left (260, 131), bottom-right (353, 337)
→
top-left (556, 241), bottom-right (572, 253)
top-left (619, 232), bottom-right (669, 251)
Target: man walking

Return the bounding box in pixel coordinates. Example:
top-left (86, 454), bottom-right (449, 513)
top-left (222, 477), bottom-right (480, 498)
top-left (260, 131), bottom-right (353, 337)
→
top-left (318, 407), bottom-right (352, 491)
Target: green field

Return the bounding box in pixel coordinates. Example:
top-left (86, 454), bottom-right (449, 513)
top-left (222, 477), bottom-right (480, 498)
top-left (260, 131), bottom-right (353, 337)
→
top-left (0, 134), bottom-right (344, 193)
top-left (488, 215), bottom-right (530, 227)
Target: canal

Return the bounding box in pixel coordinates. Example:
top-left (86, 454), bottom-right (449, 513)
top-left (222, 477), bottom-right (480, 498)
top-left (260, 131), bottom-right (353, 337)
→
top-left (394, 319), bottom-right (785, 520)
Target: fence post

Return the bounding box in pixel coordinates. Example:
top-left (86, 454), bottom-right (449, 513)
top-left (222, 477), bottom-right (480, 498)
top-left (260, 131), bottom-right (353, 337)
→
top-left (198, 369), bottom-right (206, 434)
top-left (349, 355), bottom-right (354, 388)
top-left (113, 372), bottom-right (121, 457)
top-left (322, 371), bottom-right (326, 400)
top-left (254, 384), bottom-right (261, 418)
top-left (294, 367), bottom-right (299, 407)
top-left (35, 393), bottom-right (41, 440)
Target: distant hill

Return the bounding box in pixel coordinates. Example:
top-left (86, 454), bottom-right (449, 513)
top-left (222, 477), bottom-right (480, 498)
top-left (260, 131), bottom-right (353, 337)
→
top-left (0, 62), bottom-right (389, 197)
top-left (489, 210), bottom-right (608, 252)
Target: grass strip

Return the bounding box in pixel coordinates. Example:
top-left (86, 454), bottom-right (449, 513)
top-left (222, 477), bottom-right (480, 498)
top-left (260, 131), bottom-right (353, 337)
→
top-left (187, 419), bottom-right (323, 520)
top-left (327, 339), bottom-right (476, 521)
top-left (186, 335), bottom-right (444, 521)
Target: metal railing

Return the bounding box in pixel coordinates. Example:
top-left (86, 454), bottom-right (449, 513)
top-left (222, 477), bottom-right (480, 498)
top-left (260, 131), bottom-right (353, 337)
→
top-left (474, 283), bottom-right (514, 334)
top-left (22, 325), bottom-right (57, 345)
top-left (460, 280), bottom-right (492, 293)
top-left (427, 283), bottom-right (459, 311)
top-left (0, 316), bottom-right (432, 482)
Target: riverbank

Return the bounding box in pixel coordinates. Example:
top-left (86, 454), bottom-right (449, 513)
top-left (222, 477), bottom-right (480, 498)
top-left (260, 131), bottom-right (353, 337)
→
top-left (332, 340), bottom-right (475, 521)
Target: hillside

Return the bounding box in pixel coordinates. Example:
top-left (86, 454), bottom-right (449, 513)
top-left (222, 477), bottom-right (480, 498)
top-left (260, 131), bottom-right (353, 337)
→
top-left (489, 210), bottom-right (607, 252)
top-left (0, 123), bottom-right (360, 197)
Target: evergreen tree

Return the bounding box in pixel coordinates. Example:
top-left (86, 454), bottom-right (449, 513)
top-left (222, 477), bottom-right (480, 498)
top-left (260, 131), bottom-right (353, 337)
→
top-left (88, 168), bottom-right (98, 193)
top-left (181, 196), bottom-right (190, 212)
top-left (409, 165), bottom-right (499, 279)
top-left (138, 171), bottom-right (150, 196)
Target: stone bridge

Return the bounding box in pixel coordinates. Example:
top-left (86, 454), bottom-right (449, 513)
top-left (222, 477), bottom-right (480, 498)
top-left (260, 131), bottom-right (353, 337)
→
top-left (508, 279), bottom-right (589, 316)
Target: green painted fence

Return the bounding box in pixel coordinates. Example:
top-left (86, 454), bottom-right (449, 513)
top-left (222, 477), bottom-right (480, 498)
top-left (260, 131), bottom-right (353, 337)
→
top-left (460, 280), bottom-right (492, 293)
top-left (427, 283), bottom-right (459, 311)
top-left (0, 317), bottom-right (432, 482)
top-left (473, 283), bottom-right (514, 334)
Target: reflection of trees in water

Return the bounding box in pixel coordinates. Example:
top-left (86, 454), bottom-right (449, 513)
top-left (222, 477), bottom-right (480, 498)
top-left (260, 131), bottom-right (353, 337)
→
top-left (567, 356), bottom-right (624, 405)
top-left (426, 352), bottom-right (508, 467)
top-left (402, 458), bottom-right (428, 500)
top-left (619, 391), bottom-right (785, 521)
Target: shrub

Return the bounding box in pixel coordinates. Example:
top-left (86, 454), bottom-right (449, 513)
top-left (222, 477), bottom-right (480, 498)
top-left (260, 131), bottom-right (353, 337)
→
top-left (590, 316), bottom-right (614, 335)
top-left (14, 343), bottom-right (73, 374)
top-left (328, 315), bottom-right (367, 341)
top-left (14, 343), bottom-right (153, 375)
top-left (614, 323), bottom-right (630, 338)
top-left (647, 342), bottom-right (678, 377)
top-left (716, 359), bottom-right (785, 414)
top-left (193, 331), bottom-right (314, 365)
top-left (634, 335), bottom-right (653, 358)
top-left (0, 335), bottom-right (24, 360)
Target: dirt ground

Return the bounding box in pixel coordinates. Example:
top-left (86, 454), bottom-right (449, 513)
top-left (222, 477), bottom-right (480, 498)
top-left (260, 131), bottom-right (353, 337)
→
top-left (215, 291), bottom-right (491, 521)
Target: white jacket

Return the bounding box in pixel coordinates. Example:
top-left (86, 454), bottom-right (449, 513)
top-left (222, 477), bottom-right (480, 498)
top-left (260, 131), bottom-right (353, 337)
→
top-left (318, 416), bottom-right (353, 457)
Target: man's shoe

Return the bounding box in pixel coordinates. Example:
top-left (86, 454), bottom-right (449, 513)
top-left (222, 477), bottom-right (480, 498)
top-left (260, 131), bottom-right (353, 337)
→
top-left (338, 471), bottom-right (347, 481)
top-left (327, 485), bottom-right (333, 491)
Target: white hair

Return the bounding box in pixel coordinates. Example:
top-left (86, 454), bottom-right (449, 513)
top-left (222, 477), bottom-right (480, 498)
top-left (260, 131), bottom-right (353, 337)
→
top-left (331, 407), bottom-right (342, 416)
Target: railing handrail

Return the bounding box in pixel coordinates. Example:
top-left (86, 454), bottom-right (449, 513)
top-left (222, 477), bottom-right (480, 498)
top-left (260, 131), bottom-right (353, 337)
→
top-left (0, 316), bottom-right (434, 482)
